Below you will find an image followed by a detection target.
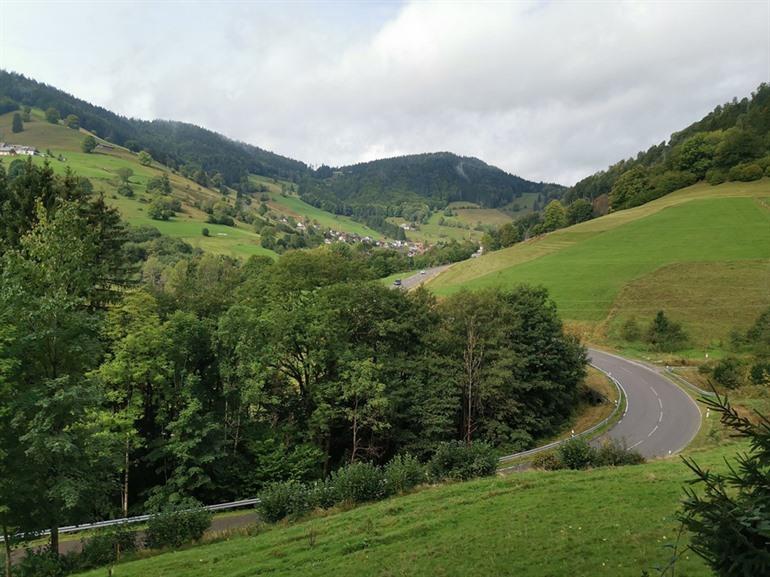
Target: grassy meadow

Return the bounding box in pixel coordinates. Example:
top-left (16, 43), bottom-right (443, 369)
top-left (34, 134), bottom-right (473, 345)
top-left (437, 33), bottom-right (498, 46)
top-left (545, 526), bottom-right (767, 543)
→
top-left (429, 180), bottom-right (770, 353)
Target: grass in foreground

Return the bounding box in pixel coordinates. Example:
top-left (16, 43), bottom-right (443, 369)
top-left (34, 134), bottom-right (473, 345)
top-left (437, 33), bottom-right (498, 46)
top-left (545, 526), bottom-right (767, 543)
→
top-left (74, 440), bottom-right (741, 577)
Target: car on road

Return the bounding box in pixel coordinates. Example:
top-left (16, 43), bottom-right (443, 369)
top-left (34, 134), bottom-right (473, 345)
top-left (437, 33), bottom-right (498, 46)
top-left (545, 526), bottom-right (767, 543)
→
top-left (420, 270), bottom-right (426, 275)
top-left (393, 279), bottom-right (402, 287)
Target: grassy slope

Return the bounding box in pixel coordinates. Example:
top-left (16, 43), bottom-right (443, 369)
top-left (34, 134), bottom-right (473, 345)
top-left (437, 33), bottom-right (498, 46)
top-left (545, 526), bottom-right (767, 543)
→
top-left (1, 109), bottom-right (276, 258)
top-left (429, 180), bottom-right (770, 352)
top-left (249, 175), bottom-right (386, 239)
top-left (76, 441), bottom-right (739, 577)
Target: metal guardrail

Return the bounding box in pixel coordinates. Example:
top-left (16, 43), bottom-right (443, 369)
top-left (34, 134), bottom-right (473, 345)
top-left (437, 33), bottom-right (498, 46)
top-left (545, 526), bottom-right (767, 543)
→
top-left (0, 498), bottom-right (261, 542)
top-left (497, 364), bottom-right (627, 469)
top-left (664, 366), bottom-right (717, 397)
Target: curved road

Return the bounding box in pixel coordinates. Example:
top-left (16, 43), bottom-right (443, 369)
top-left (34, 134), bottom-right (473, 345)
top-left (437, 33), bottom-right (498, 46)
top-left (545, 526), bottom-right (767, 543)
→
top-left (589, 348), bottom-right (701, 458)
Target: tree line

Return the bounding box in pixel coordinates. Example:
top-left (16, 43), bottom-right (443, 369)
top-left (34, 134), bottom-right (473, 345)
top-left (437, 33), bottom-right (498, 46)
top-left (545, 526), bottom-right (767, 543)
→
top-left (0, 160), bottom-right (587, 557)
top-left (564, 83), bottom-right (770, 211)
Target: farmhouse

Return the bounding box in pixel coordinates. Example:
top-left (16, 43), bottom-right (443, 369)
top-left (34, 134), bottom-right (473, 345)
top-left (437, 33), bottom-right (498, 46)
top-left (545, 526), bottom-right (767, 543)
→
top-left (0, 143), bottom-right (37, 156)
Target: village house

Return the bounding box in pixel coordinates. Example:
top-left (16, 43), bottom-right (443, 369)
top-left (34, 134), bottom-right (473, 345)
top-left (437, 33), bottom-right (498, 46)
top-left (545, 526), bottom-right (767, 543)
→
top-left (0, 143), bottom-right (37, 156)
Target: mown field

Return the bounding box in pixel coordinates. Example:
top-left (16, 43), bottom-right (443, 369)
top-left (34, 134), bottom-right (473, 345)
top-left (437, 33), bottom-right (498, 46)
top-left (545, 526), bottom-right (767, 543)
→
top-left (429, 180), bottom-right (770, 354)
top-left (74, 438), bottom-right (742, 577)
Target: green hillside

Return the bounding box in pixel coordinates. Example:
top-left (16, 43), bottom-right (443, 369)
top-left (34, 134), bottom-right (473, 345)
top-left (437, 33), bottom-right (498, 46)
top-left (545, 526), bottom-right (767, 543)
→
top-left (0, 108), bottom-right (277, 258)
top-left (428, 179), bottom-right (770, 354)
top-left (74, 440), bottom-right (741, 577)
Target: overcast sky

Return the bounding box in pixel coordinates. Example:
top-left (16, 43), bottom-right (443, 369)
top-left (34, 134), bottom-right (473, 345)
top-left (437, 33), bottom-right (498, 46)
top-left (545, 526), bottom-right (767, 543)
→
top-left (1, 1), bottom-right (768, 185)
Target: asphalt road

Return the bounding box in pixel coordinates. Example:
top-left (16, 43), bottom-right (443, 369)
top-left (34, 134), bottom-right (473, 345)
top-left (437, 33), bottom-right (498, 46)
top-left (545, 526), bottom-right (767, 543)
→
top-left (589, 348), bottom-right (701, 458)
top-left (396, 265), bottom-right (450, 290)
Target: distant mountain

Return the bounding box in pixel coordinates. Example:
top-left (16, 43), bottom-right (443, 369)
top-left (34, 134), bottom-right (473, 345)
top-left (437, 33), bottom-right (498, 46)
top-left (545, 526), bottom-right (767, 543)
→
top-left (564, 83), bottom-right (770, 210)
top-left (0, 70), bottom-right (310, 187)
top-left (301, 152), bottom-right (563, 211)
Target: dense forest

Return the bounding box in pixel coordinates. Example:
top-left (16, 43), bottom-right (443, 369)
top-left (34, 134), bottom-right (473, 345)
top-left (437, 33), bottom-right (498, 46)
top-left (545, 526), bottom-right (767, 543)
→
top-left (300, 153), bottom-right (563, 235)
top-left (0, 71), bottom-right (310, 187)
top-left (0, 161), bottom-right (586, 550)
top-left (564, 83), bottom-right (770, 210)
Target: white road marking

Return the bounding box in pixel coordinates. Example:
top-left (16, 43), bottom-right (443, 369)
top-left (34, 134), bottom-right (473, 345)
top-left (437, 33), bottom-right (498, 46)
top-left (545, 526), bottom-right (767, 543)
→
top-left (658, 398), bottom-right (663, 409)
top-left (648, 425), bottom-right (659, 437)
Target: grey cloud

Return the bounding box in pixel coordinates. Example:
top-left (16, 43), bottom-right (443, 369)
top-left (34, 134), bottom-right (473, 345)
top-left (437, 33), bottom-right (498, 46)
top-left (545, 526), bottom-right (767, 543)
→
top-left (2, 1), bottom-right (767, 184)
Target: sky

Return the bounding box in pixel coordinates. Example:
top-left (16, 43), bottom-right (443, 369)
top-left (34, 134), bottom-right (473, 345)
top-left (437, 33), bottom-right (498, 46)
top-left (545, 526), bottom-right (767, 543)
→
top-left (1, 1), bottom-right (768, 185)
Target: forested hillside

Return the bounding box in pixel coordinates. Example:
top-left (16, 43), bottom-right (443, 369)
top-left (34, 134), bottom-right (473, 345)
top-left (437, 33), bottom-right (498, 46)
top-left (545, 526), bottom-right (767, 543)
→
top-left (300, 153), bottom-right (563, 237)
top-left (564, 83), bottom-right (770, 210)
top-left (0, 70), bottom-right (310, 188)
top-left (0, 161), bottom-right (586, 550)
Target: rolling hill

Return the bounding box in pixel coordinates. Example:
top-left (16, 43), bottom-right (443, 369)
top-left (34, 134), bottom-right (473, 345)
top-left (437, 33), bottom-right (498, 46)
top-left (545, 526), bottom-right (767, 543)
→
top-left (0, 70), bottom-right (310, 187)
top-left (0, 109), bottom-right (383, 257)
top-left (428, 179), bottom-right (770, 356)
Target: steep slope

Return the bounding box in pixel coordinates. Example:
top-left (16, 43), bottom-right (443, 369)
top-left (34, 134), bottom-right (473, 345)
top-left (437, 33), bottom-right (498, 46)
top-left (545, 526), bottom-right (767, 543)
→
top-left (428, 179), bottom-right (770, 354)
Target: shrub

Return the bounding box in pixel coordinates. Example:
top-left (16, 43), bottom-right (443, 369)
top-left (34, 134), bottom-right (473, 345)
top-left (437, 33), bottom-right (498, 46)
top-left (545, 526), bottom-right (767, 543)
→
top-left (620, 317), bottom-right (642, 341)
top-left (705, 168), bottom-right (727, 185)
top-left (750, 361), bottom-right (770, 385)
top-left (308, 478), bottom-right (339, 509)
top-left (557, 437), bottom-right (596, 469)
top-left (257, 479), bottom-right (313, 522)
top-left (145, 505), bottom-right (212, 549)
top-left (532, 451), bottom-right (564, 470)
top-left (202, 227), bottom-right (210, 237)
top-left (14, 548), bottom-right (77, 577)
top-left (728, 163), bottom-right (763, 182)
top-left (593, 439), bottom-right (645, 467)
top-left (117, 182), bottom-right (134, 197)
top-left (384, 454), bottom-right (426, 494)
top-left (331, 462), bottom-right (387, 503)
top-left (711, 356), bottom-right (747, 389)
top-left (78, 524), bottom-right (137, 569)
top-left (646, 311), bottom-right (689, 352)
top-left (427, 441), bottom-right (497, 482)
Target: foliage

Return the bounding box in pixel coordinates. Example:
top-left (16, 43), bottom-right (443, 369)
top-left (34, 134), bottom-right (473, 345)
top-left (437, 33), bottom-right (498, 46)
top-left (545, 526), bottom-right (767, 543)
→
top-left (557, 438), bottom-right (595, 470)
top-left (710, 357), bottom-right (747, 389)
top-left (384, 454), bottom-right (426, 495)
top-left (531, 451), bottom-right (563, 470)
top-left (145, 505), bottom-right (212, 550)
top-left (44, 107), bottom-right (60, 124)
top-left (81, 135), bottom-right (97, 153)
top-left (646, 311), bottom-right (689, 352)
top-left (592, 439), bottom-right (645, 467)
top-left (11, 112), bottom-right (22, 133)
top-left (137, 150), bottom-right (152, 166)
top-left (426, 441), bottom-right (497, 481)
top-left (257, 480), bottom-right (313, 523)
top-left (331, 462), bottom-right (387, 503)
top-left (78, 524), bottom-right (137, 570)
top-left (13, 548), bottom-right (77, 577)
top-left (680, 392), bottom-right (770, 576)
top-left (620, 317), bottom-right (642, 341)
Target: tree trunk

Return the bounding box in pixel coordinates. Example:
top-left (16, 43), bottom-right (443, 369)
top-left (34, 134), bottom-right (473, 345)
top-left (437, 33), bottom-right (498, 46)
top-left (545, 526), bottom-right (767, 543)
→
top-left (50, 525), bottom-right (59, 555)
top-left (350, 396), bottom-right (359, 463)
top-left (122, 435), bottom-right (130, 518)
top-left (463, 319), bottom-right (483, 446)
top-left (3, 525), bottom-right (12, 577)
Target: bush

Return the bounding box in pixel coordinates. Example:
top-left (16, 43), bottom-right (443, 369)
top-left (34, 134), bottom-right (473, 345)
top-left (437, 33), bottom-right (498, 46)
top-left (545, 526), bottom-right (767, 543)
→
top-left (557, 437), bottom-right (596, 470)
top-left (705, 168), bottom-right (727, 185)
top-left (384, 454), bottom-right (426, 494)
top-left (532, 451), bottom-right (564, 470)
top-left (331, 461), bottom-right (387, 503)
top-left (117, 182), bottom-right (134, 197)
top-left (593, 439), bottom-right (645, 467)
top-left (711, 356), bottom-right (747, 389)
top-left (646, 311), bottom-right (689, 352)
top-left (145, 505), bottom-right (212, 549)
top-left (308, 478), bottom-right (339, 509)
top-left (750, 361), bottom-right (770, 385)
top-left (620, 317), bottom-right (641, 341)
top-left (78, 524), bottom-right (137, 569)
top-left (728, 163), bottom-right (763, 182)
top-left (257, 479), bottom-right (313, 522)
top-left (14, 548), bottom-right (77, 577)
top-left (427, 441), bottom-right (497, 481)
top-left (202, 227), bottom-right (210, 237)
